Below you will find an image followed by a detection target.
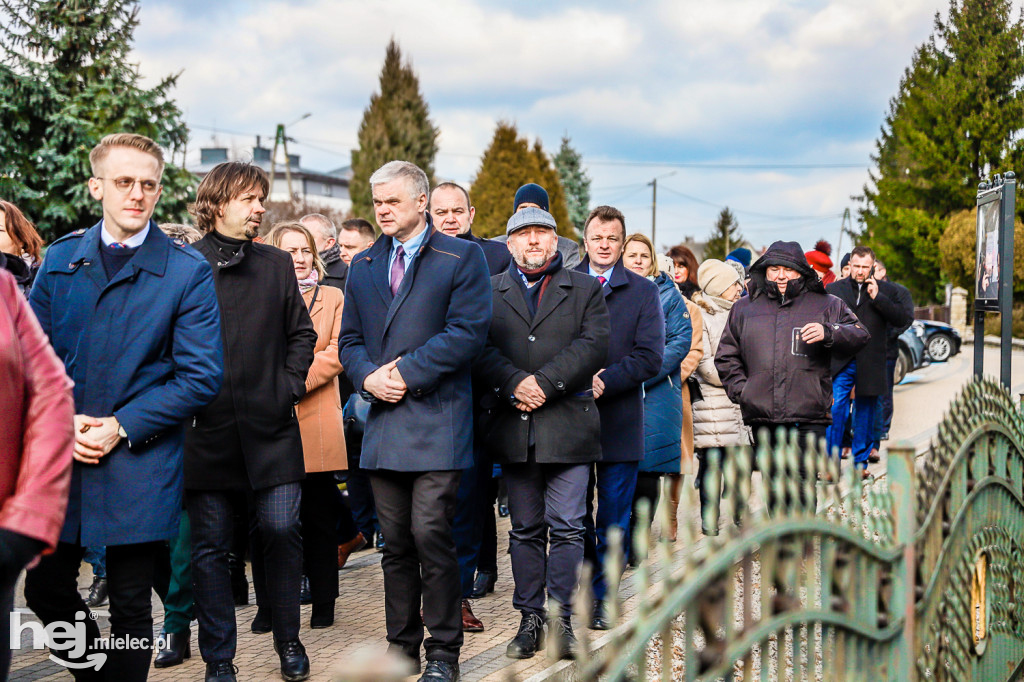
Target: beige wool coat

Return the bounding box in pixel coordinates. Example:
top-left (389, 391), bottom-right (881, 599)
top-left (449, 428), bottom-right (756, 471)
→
top-left (297, 284), bottom-right (347, 473)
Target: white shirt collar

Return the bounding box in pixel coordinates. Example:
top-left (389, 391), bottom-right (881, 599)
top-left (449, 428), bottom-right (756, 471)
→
top-left (100, 220), bottom-right (150, 249)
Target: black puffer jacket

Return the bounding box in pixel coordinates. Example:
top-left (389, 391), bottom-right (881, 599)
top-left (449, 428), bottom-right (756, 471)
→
top-left (715, 241), bottom-right (869, 425)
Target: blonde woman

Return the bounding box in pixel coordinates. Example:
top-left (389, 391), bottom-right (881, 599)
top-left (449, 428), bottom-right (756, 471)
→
top-left (263, 222), bottom-right (351, 629)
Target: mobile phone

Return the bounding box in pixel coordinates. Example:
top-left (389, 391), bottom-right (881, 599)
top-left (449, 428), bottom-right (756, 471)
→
top-left (791, 327), bottom-right (811, 357)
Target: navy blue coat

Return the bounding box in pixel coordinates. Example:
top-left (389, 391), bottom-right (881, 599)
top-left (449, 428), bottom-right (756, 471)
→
top-left (458, 231), bottom-right (512, 276)
top-left (29, 222), bottom-right (223, 546)
top-left (339, 223), bottom-right (492, 471)
top-left (575, 258), bottom-right (665, 462)
top-left (641, 273), bottom-right (692, 473)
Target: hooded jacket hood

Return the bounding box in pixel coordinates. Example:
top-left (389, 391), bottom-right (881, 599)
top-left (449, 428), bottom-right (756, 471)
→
top-left (748, 240), bottom-right (824, 300)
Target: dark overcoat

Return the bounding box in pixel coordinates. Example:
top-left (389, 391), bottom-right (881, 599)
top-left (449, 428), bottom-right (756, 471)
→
top-left (574, 258), bottom-right (665, 462)
top-left (29, 222), bottom-right (223, 545)
top-left (185, 234), bottom-right (317, 491)
top-left (826, 277), bottom-right (912, 396)
top-left (475, 265), bottom-right (610, 464)
top-left (339, 223), bottom-right (492, 472)
top-left (322, 257), bottom-right (348, 292)
top-left (458, 231), bottom-right (512, 276)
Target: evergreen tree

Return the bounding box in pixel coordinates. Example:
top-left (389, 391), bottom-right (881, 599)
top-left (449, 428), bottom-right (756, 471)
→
top-left (860, 0), bottom-right (1024, 302)
top-left (703, 207), bottom-right (743, 261)
top-left (553, 135), bottom-right (591, 238)
top-left (349, 39), bottom-right (439, 221)
top-left (0, 0), bottom-right (194, 242)
top-left (469, 121), bottom-right (573, 239)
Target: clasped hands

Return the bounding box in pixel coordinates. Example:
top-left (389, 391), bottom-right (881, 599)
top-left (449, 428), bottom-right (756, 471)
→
top-left (363, 357), bottom-right (407, 403)
top-left (73, 414), bottom-right (122, 464)
top-left (513, 375), bottom-right (546, 412)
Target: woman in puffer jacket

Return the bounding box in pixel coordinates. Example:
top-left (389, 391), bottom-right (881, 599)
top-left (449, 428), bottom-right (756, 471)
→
top-left (692, 259), bottom-right (748, 534)
top-left (621, 234), bottom-right (692, 556)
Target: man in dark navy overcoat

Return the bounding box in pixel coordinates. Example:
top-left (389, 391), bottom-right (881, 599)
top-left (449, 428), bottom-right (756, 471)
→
top-left (339, 161), bottom-right (491, 682)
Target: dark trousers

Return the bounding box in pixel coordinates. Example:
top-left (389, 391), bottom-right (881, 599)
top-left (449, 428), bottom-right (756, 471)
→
top-left (2, 561), bottom-right (20, 679)
top-left (827, 360), bottom-right (878, 467)
top-left (152, 514), bottom-right (193, 635)
top-left (334, 485), bottom-right (360, 545)
top-left (453, 452), bottom-right (492, 597)
top-left (476, 474), bottom-right (500, 575)
top-left (627, 472), bottom-right (663, 560)
top-left (583, 461), bottom-right (640, 603)
top-left (752, 422), bottom-right (826, 512)
top-left (504, 460), bottom-right (589, 617)
top-left (370, 470), bottom-right (462, 664)
top-left (345, 428), bottom-right (379, 540)
top-left (301, 473), bottom-right (341, 604)
top-left (873, 354), bottom-right (898, 449)
top-left (188, 483), bottom-right (302, 663)
top-left (24, 540), bottom-right (160, 680)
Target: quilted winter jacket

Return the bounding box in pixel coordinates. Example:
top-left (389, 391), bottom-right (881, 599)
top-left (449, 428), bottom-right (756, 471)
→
top-left (691, 292), bottom-right (748, 449)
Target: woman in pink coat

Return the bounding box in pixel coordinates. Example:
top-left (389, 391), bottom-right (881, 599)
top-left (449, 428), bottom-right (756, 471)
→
top-left (0, 268), bottom-right (75, 677)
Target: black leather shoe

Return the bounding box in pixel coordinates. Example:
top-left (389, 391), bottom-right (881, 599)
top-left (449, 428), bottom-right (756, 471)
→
top-left (299, 575), bottom-right (311, 605)
top-left (85, 577), bottom-right (108, 608)
top-left (274, 639), bottom-right (310, 681)
top-left (470, 571), bottom-right (496, 599)
top-left (375, 531), bottom-right (386, 550)
top-left (251, 608), bottom-right (272, 634)
top-left (154, 630), bottom-right (190, 668)
top-left (505, 612), bottom-right (545, 659)
top-left (205, 660), bottom-right (238, 682)
top-left (552, 616), bottom-right (578, 660)
top-left (497, 503), bottom-right (510, 518)
top-left (418, 660), bottom-right (459, 681)
top-left (589, 601), bottom-right (612, 631)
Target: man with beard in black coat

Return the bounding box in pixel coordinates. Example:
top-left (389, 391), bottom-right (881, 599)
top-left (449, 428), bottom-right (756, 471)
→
top-left (475, 207), bottom-right (609, 660)
top-left (185, 162), bottom-right (317, 682)
top-left (716, 241), bottom-right (869, 504)
top-left (826, 246), bottom-right (912, 474)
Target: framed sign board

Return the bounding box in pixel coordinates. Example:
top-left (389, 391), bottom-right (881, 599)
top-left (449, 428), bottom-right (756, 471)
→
top-left (976, 192), bottom-right (1001, 304)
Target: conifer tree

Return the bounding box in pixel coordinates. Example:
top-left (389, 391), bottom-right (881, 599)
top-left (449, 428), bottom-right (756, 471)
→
top-left (861, 0), bottom-right (1024, 301)
top-left (470, 121), bottom-right (573, 238)
top-left (0, 0), bottom-right (193, 241)
top-left (349, 40), bottom-right (439, 221)
top-left (553, 135), bottom-right (591, 238)
top-left (703, 207), bottom-right (743, 261)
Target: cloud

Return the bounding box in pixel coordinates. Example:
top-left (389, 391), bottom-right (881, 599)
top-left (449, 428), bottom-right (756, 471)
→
top-left (133, 0), bottom-right (977, 244)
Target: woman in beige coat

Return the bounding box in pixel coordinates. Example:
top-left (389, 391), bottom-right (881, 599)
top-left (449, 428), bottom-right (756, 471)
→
top-left (268, 222), bottom-right (349, 628)
top-left (692, 259), bottom-right (748, 534)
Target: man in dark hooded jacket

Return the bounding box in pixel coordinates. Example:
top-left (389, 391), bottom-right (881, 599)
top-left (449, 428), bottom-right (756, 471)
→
top-left (715, 241), bottom-right (869, 496)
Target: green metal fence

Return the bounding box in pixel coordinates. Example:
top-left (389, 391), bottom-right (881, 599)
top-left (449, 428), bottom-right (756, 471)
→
top-left (568, 377), bottom-right (1024, 681)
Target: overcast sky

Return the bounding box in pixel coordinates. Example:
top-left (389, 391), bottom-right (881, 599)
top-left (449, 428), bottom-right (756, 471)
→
top-left (134, 0), bottom-right (1004, 252)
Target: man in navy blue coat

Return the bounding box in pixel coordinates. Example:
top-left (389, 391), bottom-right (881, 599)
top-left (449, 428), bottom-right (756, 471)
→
top-left (25, 133), bottom-right (223, 677)
top-left (339, 161), bottom-right (491, 682)
top-left (574, 205), bottom-right (664, 630)
top-left (428, 181), bottom-right (510, 634)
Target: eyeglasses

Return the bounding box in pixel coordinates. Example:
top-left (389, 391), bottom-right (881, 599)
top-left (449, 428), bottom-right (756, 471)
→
top-left (96, 176), bottom-right (161, 195)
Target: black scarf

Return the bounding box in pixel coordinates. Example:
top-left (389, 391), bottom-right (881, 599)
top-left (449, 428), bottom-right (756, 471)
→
top-left (320, 242), bottom-right (341, 266)
top-left (512, 251), bottom-right (563, 316)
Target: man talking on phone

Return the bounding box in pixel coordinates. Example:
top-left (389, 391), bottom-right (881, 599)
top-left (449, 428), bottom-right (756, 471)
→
top-left (826, 246), bottom-right (911, 476)
top-left (715, 241), bottom-right (868, 507)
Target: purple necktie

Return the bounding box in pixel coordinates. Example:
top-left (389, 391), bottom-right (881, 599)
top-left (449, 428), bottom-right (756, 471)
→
top-left (390, 245), bottom-right (405, 297)
top-left (597, 275), bottom-right (607, 286)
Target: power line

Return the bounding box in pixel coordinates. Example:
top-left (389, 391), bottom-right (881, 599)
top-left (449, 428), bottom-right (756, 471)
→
top-left (657, 184), bottom-right (843, 222)
top-left (584, 159), bottom-right (866, 170)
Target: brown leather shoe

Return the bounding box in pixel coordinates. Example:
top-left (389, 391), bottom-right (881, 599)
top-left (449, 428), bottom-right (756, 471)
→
top-left (337, 532), bottom-right (367, 570)
top-left (462, 599), bottom-right (484, 632)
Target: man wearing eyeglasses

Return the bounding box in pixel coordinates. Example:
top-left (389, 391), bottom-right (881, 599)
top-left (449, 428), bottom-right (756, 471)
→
top-left (24, 133), bottom-right (224, 678)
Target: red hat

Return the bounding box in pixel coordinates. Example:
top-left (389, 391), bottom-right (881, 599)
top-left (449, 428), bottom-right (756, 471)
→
top-left (804, 239), bottom-right (833, 270)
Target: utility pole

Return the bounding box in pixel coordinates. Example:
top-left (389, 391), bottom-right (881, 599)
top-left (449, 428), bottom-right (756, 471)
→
top-left (269, 113), bottom-right (311, 202)
top-left (649, 177), bottom-right (657, 246)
